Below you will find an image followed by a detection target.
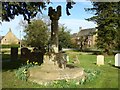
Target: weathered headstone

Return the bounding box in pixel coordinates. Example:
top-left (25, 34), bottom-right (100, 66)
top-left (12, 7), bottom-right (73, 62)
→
top-left (21, 47), bottom-right (30, 59)
top-left (72, 55), bottom-right (79, 64)
top-left (48, 6), bottom-right (61, 53)
top-left (97, 55), bottom-right (104, 66)
top-left (115, 53), bottom-right (120, 67)
top-left (67, 55), bottom-right (69, 62)
top-left (11, 47), bottom-right (18, 61)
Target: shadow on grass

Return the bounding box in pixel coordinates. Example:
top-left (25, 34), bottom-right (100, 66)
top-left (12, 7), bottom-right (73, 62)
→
top-left (2, 54), bottom-right (10, 60)
top-left (2, 54), bottom-right (23, 71)
top-left (108, 63), bottom-right (120, 69)
top-left (68, 48), bottom-right (102, 55)
top-left (2, 60), bottom-right (23, 71)
top-left (66, 64), bottom-right (78, 69)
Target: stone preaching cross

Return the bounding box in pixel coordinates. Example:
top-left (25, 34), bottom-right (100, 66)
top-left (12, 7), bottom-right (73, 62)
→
top-left (48, 6), bottom-right (61, 53)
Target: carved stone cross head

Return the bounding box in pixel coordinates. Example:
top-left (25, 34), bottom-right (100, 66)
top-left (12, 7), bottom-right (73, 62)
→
top-left (48, 5), bottom-right (61, 20)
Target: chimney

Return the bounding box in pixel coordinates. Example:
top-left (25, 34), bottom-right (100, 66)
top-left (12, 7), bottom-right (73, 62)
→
top-left (79, 27), bottom-right (82, 31)
top-left (9, 28), bottom-right (12, 32)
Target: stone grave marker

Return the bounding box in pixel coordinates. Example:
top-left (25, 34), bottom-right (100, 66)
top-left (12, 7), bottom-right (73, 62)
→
top-left (11, 47), bottom-right (18, 61)
top-left (66, 55), bottom-right (69, 62)
top-left (115, 53), bottom-right (120, 67)
top-left (63, 53), bottom-right (69, 62)
top-left (21, 47), bottom-right (30, 59)
top-left (97, 55), bottom-right (104, 66)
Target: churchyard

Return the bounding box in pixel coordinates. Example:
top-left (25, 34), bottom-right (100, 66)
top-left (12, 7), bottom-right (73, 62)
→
top-left (1, 2), bottom-right (120, 89)
top-left (2, 47), bottom-right (119, 88)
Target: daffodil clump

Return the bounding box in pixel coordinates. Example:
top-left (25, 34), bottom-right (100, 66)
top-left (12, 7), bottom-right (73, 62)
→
top-left (79, 69), bottom-right (100, 85)
top-left (26, 60), bottom-right (39, 66)
top-left (15, 66), bottom-right (29, 81)
top-left (15, 60), bottom-right (39, 81)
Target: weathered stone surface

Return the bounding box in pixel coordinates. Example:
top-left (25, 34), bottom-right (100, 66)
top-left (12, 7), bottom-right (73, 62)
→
top-left (48, 6), bottom-right (61, 53)
top-left (28, 56), bottom-right (84, 85)
top-left (72, 55), bottom-right (80, 64)
top-left (97, 55), bottom-right (104, 66)
top-left (115, 53), bottom-right (120, 67)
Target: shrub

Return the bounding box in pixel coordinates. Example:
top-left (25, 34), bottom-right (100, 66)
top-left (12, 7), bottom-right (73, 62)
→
top-left (51, 79), bottom-right (78, 88)
top-left (15, 65), bottom-right (29, 81)
top-left (79, 69), bottom-right (100, 85)
top-left (15, 60), bottom-right (39, 81)
top-left (2, 44), bottom-right (20, 48)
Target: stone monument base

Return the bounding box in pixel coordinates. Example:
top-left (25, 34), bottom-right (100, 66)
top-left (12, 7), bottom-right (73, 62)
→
top-left (28, 55), bottom-right (85, 85)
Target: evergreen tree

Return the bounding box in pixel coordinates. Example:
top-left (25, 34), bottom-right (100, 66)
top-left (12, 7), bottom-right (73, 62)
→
top-left (86, 2), bottom-right (120, 54)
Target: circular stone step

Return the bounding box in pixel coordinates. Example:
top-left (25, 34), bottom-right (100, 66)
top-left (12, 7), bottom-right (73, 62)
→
top-left (28, 63), bottom-right (85, 85)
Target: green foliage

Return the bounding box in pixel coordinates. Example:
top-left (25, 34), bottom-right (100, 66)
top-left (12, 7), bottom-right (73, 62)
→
top-left (77, 36), bottom-right (88, 51)
top-left (82, 69), bottom-right (100, 84)
top-left (51, 80), bottom-right (78, 88)
top-left (15, 60), bottom-right (39, 81)
top-left (24, 19), bottom-right (48, 48)
top-left (2, 2), bottom-right (47, 23)
top-left (2, 44), bottom-right (20, 48)
top-left (49, 69), bottom-right (100, 88)
top-left (58, 25), bottom-right (73, 48)
top-left (86, 2), bottom-right (120, 54)
top-left (2, 51), bottom-right (118, 88)
top-left (15, 65), bottom-right (29, 81)
top-left (2, 2), bottom-right (75, 23)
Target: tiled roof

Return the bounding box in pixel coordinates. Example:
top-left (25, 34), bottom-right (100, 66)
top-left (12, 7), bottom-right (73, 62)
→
top-left (0, 36), bottom-right (4, 41)
top-left (71, 33), bottom-right (77, 38)
top-left (77, 28), bottom-right (96, 36)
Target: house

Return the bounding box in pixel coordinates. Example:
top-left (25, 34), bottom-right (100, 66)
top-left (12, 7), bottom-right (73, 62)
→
top-left (0, 28), bottom-right (20, 45)
top-left (72, 28), bottom-right (97, 48)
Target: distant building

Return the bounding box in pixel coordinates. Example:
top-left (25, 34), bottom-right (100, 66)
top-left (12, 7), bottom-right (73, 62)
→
top-left (72, 28), bottom-right (97, 48)
top-left (0, 28), bottom-right (20, 45)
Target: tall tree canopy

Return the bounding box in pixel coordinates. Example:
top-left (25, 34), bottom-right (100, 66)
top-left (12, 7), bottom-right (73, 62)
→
top-left (24, 19), bottom-right (48, 48)
top-left (58, 25), bottom-right (72, 49)
top-left (1, 1), bottom-right (75, 23)
top-left (86, 2), bottom-right (120, 54)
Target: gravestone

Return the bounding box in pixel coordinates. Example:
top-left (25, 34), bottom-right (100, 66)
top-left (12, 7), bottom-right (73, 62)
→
top-left (21, 47), bottom-right (31, 62)
top-left (72, 55), bottom-right (79, 64)
top-left (115, 53), bottom-right (120, 67)
top-left (64, 54), bottom-right (69, 62)
top-left (48, 6), bottom-right (61, 53)
top-left (97, 55), bottom-right (104, 66)
top-left (11, 47), bottom-right (18, 61)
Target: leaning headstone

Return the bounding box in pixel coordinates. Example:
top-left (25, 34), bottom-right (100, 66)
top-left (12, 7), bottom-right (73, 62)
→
top-left (115, 53), bottom-right (120, 67)
top-left (11, 47), bottom-right (18, 61)
top-left (97, 55), bottom-right (104, 66)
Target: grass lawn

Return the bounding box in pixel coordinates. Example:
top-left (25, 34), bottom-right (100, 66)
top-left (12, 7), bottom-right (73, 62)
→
top-left (2, 50), bottom-right (119, 88)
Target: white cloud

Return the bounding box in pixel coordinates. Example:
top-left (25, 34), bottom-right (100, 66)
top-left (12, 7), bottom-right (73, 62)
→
top-left (59, 19), bottom-right (97, 34)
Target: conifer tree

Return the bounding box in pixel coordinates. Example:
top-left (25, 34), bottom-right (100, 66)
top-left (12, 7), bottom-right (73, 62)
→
top-left (86, 2), bottom-right (120, 54)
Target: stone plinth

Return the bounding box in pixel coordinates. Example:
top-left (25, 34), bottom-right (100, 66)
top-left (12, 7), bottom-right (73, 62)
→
top-left (29, 55), bottom-right (84, 85)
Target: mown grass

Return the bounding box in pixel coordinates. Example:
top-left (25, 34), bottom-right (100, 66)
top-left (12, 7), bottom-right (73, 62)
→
top-left (2, 50), bottom-right (119, 88)
top-left (66, 51), bottom-right (119, 88)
